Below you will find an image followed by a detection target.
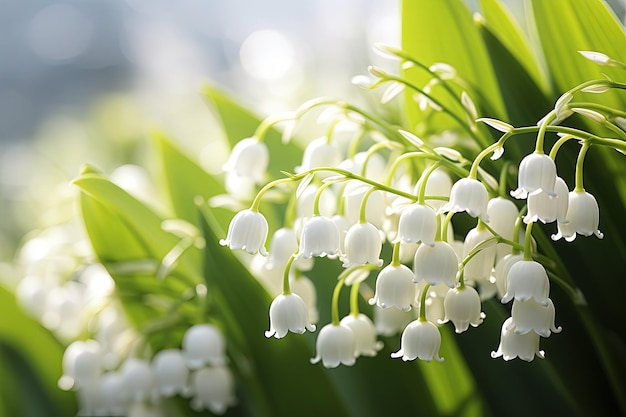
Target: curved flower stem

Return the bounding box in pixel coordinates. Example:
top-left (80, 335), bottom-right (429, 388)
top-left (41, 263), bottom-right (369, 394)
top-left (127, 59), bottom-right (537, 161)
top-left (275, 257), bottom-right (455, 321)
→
top-left (574, 141), bottom-right (591, 192)
top-left (359, 187), bottom-right (377, 224)
top-left (349, 281), bottom-right (362, 317)
top-left (548, 134), bottom-right (578, 160)
top-left (481, 221), bottom-right (525, 253)
top-left (313, 181), bottom-right (335, 216)
top-left (347, 127), bottom-right (368, 159)
top-left (324, 118), bottom-right (341, 144)
top-left (535, 111), bottom-right (556, 154)
top-left (569, 101), bottom-right (626, 119)
top-left (331, 276), bottom-right (346, 326)
top-left (468, 130), bottom-right (515, 179)
top-left (523, 222), bottom-right (534, 261)
top-left (417, 162), bottom-right (441, 205)
top-left (253, 113), bottom-right (295, 141)
top-left (391, 241), bottom-right (402, 267)
top-left (361, 141), bottom-right (404, 177)
top-left (251, 177), bottom-right (295, 212)
top-left (375, 73), bottom-right (487, 147)
top-left (441, 211), bottom-right (455, 242)
top-left (282, 253), bottom-right (297, 295)
top-left (418, 283), bottom-right (431, 322)
top-left (498, 161), bottom-right (511, 198)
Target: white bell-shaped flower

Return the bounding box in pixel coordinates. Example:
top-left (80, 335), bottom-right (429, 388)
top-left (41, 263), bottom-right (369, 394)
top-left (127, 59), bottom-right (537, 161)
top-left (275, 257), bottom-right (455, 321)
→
top-left (190, 366), bottom-right (236, 415)
top-left (525, 177), bottom-right (569, 225)
top-left (511, 153), bottom-right (557, 199)
top-left (296, 137), bottom-right (342, 177)
top-left (222, 137), bottom-right (269, 184)
top-left (343, 182), bottom-right (386, 228)
top-left (396, 203), bottom-right (437, 246)
top-left (440, 178), bottom-right (489, 221)
top-left (119, 358), bottom-right (155, 402)
top-left (462, 226), bottom-right (496, 281)
top-left (296, 184), bottom-right (337, 219)
top-left (289, 275), bottom-right (319, 324)
top-left (332, 214), bottom-right (349, 253)
top-left (439, 286), bottom-right (485, 333)
top-left (494, 253), bottom-right (523, 299)
top-left (265, 293), bottom-right (316, 338)
top-left (417, 167), bottom-right (452, 211)
top-left (220, 209), bottom-right (269, 255)
top-left (491, 317), bottom-right (545, 361)
top-left (501, 260), bottom-right (550, 306)
top-left (152, 349), bottom-right (191, 397)
top-left (341, 222), bottom-right (383, 268)
top-left (391, 319), bottom-right (443, 362)
top-left (414, 241), bottom-right (458, 288)
top-left (508, 298), bottom-right (562, 337)
top-left (373, 304), bottom-right (412, 336)
top-left (266, 228), bottom-right (298, 269)
top-left (310, 323), bottom-right (356, 368)
top-left (59, 340), bottom-right (102, 390)
top-left (369, 264), bottom-right (415, 311)
top-left (552, 191), bottom-right (603, 242)
top-left (182, 324), bottom-right (227, 369)
top-left (93, 371), bottom-right (126, 416)
top-left (298, 216), bottom-right (341, 258)
top-left (340, 313), bottom-right (384, 357)
top-left (487, 197), bottom-right (519, 260)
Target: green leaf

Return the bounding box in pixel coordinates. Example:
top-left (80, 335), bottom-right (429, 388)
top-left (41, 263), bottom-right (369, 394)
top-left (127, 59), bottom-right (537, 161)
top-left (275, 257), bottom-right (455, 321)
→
top-left (152, 131), bottom-right (232, 229)
top-left (0, 286), bottom-right (76, 417)
top-left (478, 0), bottom-right (550, 95)
top-left (401, 0), bottom-right (507, 132)
top-left (529, 0), bottom-right (626, 107)
top-left (202, 84), bottom-right (303, 180)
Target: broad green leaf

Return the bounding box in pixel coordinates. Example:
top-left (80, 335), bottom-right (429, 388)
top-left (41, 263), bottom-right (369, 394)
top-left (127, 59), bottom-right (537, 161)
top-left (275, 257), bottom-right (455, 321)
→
top-left (152, 131), bottom-right (232, 228)
top-left (478, 0), bottom-right (550, 95)
top-left (0, 286), bottom-right (76, 417)
top-left (529, 0), bottom-right (626, 108)
top-left (202, 84), bottom-right (303, 180)
top-left (401, 0), bottom-right (507, 134)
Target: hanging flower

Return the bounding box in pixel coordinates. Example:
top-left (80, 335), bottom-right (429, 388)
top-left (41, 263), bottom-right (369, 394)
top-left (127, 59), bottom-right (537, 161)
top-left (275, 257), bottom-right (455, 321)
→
top-left (266, 227), bottom-right (298, 269)
top-left (439, 286), bottom-right (485, 333)
top-left (311, 323), bottom-right (357, 368)
top-left (152, 349), bottom-right (191, 397)
top-left (220, 209), bottom-right (269, 255)
top-left (552, 190), bottom-right (603, 242)
top-left (222, 137), bottom-right (269, 184)
top-left (391, 319), bottom-right (444, 362)
top-left (341, 222), bottom-right (384, 268)
top-left (414, 241), bottom-right (458, 288)
top-left (369, 263), bottom-right (416, 311)
top-left (493, 253), bottom-right (523, 299)
top-left (416, 167), bottom-right (452, 211)
top-left (340, 313), bottom-right (384, 357)
top-left (486, 197), bottom-right (519, 261)
top-left (508, 298), bottom-right (562, 337)
top-left (265, 293), bottom-right (316, 338)
top-left (373, 304), bottom-right (413, 336)
top-left (296, 137), bottom-right (343, 177)
top-left (525, 177), bottom-right (569, 225)
top-left (119, 358), bottom-right (155, 402)
top-left (182, 324), bottom-right (227, 369)
top-left (510, 153), bottom-right (557, 199)
top-left (190, 366), bottom-right (236, 415)
top-left (396, 203), bottom-right (437, 246)
top-left (298, 216), bottom-right (342, 258)
top-left (59, 340), bottom-right (103, 391)
top-left (501, 260), bottom-right (550, 306)
top-left (462, 226), bottom-right (496, 282)
top-left (440, 178), bottom-right (489, 221)
top-left (491, 317), bottom-right (545, 362)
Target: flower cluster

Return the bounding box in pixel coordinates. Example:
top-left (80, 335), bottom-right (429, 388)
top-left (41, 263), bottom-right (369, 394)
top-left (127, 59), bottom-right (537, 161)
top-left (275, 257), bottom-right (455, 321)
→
top-left (219, 47), bottom-right (625, 367)
top-left (59, 324), bottom-right (235, 416)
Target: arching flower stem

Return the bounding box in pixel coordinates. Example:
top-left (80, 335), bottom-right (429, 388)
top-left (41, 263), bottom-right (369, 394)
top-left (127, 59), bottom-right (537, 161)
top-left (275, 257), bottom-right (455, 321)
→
top-left (417, 162), bottom-right (442, 205)
top-left (282, 253), bottom-right (297, 295)
top-left (523, 222), bottom-right (534, 261)
top-left (390, 241), bottom-right (402, 267)
top-left (441, 211), bottom-right (454, 242)
top-left (253, 113), bottom-right (295, 142)
top-left (418, 283), bottom-right (431, 322)
top-left (349, 281), bottom-right (362, 318)
top-left (250, 177), bottom-right (295, 212)
top-left (313, 181), bottom-right (336, 216)
top-left (331, 276), bottom-right (346, 326)
top-left (359, 187), bottom-right (377, 224)
top-left (574, 141), bottom-right (591, 192)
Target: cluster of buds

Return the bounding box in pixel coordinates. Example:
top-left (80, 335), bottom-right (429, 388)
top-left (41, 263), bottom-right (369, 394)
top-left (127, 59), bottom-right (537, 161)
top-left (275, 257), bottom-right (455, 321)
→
top-left (219, 47), bottom-right (625, 367)
top-left (58, 324), bottom-right (235, 416)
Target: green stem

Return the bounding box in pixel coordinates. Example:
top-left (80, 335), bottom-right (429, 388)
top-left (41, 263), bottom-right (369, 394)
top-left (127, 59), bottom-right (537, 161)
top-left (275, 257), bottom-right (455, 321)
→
top-left (523, 222), bottom-right (534, 261)
top-left (361, 141), bottom-right (402, 177)
top-left (498, 161), bottom-right (511, 198)
top-left (350, 281), bottom-right (362, 317)
top-left (535, 111), bottom-right (556, 154)
top-left (251, 177), bottom-right (295, 212)
top-left (569, 101), bottom-right (626, 119)
top-left (253, 113), bottom-right (294, 141)
top-left (441, 211), bottom-right (454, 242)
top-left (391, 241), bottom-right (402, 266)
top-left (347, 127), bottom-right (368, 158)
top-left (331, 276), bottom-right (346, 325)
top-left (282, 253), bottom-right (297, 295)
top-left (574, 141), bottom-right (591, 192)
top-left (313, 181), bottom-right (335, 216)
top-left (417, 162), bottom-right (441, 205)
top-left (419, 283), bottom-right (431, 321)
top-left (358, 187), bottom-right (377, 224)
top-left (548, 134), bottom-right (578, 160)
